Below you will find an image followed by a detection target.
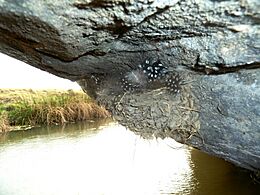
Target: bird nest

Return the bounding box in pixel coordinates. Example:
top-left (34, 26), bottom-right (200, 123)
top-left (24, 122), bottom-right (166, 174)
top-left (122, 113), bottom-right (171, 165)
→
top-left (78, 57), bottom-right (201, 143)
top-left (97, 76), bottom-right (200, 143)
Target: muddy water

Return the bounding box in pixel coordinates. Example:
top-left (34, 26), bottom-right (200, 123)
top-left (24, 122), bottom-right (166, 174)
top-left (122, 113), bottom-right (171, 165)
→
top-left (0, 120), bottom-right (259, 195)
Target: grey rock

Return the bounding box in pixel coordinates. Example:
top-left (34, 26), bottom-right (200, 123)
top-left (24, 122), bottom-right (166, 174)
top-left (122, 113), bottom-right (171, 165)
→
top-left (0, 0), bottom-right (259, 171)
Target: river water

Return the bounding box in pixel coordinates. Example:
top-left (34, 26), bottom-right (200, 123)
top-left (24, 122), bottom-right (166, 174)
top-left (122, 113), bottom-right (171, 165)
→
top-left (0, 120), bottom-right (259, 195)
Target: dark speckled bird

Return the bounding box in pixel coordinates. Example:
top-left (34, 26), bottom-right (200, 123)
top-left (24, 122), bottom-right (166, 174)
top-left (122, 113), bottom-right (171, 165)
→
top-left (121, 58), bottom-right (181, 94)
top-left (138, 59), bottom-right (168, 81)
top-left (165, 73), bottom-right (181, 94)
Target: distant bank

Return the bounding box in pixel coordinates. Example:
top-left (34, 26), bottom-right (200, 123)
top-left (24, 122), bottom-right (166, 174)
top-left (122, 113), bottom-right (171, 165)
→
top-left (0, 89), bottom-right (110, 133)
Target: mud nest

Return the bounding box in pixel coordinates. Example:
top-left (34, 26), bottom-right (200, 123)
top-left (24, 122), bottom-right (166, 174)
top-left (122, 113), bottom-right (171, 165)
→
top-left (95, 74), bottom-right (200, 143)
top-left (78, 56), bottom-right (200, 143)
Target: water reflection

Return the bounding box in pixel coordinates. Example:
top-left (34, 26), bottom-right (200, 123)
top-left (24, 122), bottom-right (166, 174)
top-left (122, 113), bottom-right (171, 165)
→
top-left (0, 121), bottom-right (259, 195)
top-left (190, 149), bottom-right (260, 195)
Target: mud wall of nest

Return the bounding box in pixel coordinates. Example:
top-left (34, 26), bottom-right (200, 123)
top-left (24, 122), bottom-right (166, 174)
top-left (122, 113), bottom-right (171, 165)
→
top-left (96, 71), bottom-right (200, 143)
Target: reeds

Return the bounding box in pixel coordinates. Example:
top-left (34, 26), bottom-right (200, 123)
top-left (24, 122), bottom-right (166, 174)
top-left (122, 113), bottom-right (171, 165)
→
top-left (0, 112), bottom-right (10, 133)
top-left (0, 89), bottom-right (110, 132)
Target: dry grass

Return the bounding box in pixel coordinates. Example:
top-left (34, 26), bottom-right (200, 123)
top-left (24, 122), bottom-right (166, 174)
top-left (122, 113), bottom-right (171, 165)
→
top-left (0, 112), bottom-right (10, 133)
top-left (0, 89), bottom-right (110, 132)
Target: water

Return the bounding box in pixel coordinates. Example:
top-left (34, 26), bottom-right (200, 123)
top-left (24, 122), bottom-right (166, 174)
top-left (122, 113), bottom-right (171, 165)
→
top-left (0, 120), bottom-right (259, 195)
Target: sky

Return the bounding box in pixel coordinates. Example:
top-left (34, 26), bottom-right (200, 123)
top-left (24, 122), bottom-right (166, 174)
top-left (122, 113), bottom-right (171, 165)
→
top-left (0, 53), bottom-right (81, 89)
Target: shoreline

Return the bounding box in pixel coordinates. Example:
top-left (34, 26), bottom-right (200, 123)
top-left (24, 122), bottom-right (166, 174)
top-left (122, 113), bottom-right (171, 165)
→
top-left (0, 88), bottom-right (110, 133)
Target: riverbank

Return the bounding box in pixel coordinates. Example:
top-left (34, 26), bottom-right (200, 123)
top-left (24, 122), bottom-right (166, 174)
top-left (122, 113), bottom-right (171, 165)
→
top-left (0, 89), bottom-right (110, 133)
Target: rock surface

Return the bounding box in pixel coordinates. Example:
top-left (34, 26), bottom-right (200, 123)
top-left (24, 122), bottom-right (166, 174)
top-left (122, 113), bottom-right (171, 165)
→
top-left (0, 0), bottom-right (259, 171)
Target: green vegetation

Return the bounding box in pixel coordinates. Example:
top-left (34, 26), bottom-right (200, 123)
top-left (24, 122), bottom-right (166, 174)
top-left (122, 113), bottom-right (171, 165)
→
top-left (0, 89), bottom-right (110, 133)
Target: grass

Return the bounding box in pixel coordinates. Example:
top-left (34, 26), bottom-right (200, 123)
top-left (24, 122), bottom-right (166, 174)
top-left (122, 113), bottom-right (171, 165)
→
top-left (0, 89), bottom-right (110, 132)
top-left (0, 112), bottom-right (10, 133)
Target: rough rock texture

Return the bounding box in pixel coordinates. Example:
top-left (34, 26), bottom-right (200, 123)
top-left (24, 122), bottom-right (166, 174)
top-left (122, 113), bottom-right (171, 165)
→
top-left (0, 0), bottom-right (259, 171)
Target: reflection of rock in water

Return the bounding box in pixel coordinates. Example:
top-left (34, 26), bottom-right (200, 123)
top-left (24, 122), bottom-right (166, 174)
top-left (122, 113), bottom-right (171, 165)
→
top-left (78, 60), bottom-right (200, 143)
